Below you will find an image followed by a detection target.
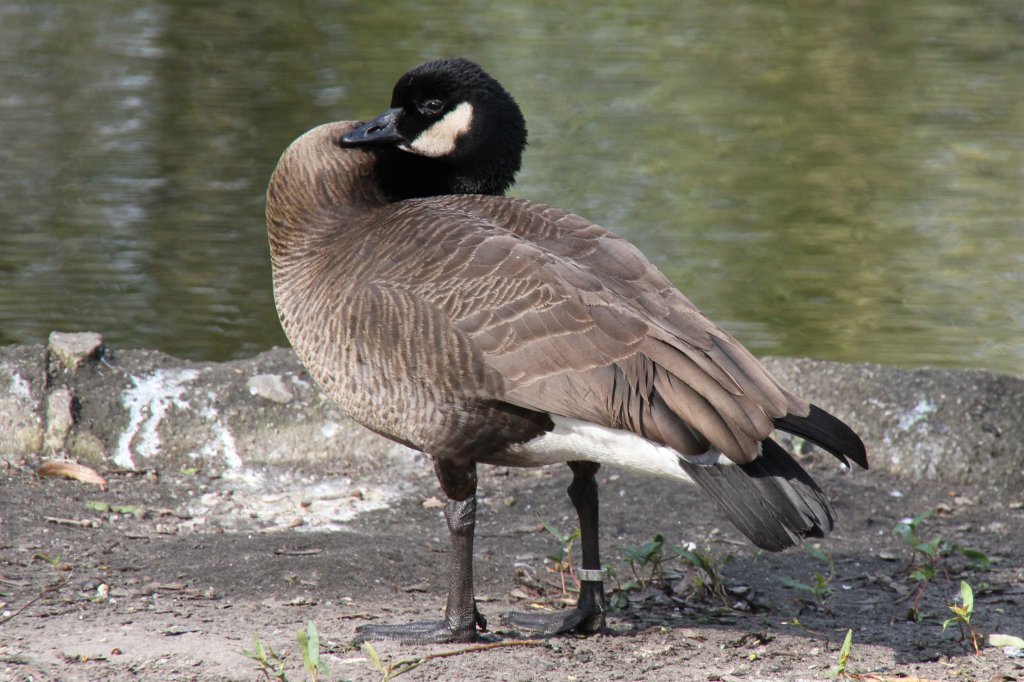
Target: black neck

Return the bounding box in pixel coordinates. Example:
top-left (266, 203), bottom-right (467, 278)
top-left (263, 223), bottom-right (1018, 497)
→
top-left (371, 146), bottom-right (521, 201)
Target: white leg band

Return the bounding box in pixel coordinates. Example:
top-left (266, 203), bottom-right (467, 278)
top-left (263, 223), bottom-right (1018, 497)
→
top-left (576, 568), bottom-right (608, 582)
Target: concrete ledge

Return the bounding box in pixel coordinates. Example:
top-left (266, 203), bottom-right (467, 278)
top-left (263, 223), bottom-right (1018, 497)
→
top-left (762, 357), bottom-right (1023, 491)
top-left (0, 338), bottom-right (416, 478)
top-left (2, 335), bottom-right (1021, 492)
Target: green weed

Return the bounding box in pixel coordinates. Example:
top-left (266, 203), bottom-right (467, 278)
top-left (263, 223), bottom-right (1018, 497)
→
top-left (242, 634), bottom-right (289, 681)
top-left (605, 535), bottom-right (734, 611)
top-left (620, 533), bottom-right (666, 591)
top-left (780, 543), bottom-right (835, 608)
top-left (827, 628), bottom-right (853, 679)
top-left (540, 520), bottom-right (581, 593)
top-left (608, 534), bottom-right (666, 609)
top-left (32, 553), bottom-right (71, 571)
top-left (892, 511), bottom-right (992, 620)
top-left (672, 544), bottom-right (731, 602)
top-left (243, 622), bottom-right (331, 682)
top-left (297, 621), bottom-right (328, 681)
top-left (84, 500), bottom-right (143, 517)
top-left (942, 581), bottom-right (981, 655)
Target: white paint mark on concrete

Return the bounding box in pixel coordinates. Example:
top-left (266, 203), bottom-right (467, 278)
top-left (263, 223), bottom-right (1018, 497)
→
top-left (897, 399), bottom-right (936, 431)
top-left (115, 369), bottom-right (199, 469)
top-left (196, 397), bottom-right (242, 469)
top-left (320, 421), bottom-right (341, 439)
top-left (8, 373), bottom-right (33, 401)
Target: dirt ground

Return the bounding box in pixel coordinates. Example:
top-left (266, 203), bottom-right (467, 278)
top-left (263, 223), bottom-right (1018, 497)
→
top-left (1, 448), bottom-right (1023, 681)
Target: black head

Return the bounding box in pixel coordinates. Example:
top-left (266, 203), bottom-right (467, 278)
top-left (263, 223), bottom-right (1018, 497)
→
top-left (341, 58), bottom-right (527, 200)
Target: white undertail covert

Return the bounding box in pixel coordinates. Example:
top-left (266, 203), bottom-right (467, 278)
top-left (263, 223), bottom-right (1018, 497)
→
top-left (506, 416), bottom-right (739, 481)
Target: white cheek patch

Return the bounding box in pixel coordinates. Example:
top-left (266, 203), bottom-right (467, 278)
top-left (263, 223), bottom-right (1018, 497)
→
top-left (401, 101), bottom-right (474, 157)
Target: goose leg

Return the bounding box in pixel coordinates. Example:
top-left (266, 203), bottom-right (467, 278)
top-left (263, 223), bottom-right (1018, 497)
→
top-left (356, 461), bottom-right (486, 644)
top-left (502, 461), bottom-right (607, 635)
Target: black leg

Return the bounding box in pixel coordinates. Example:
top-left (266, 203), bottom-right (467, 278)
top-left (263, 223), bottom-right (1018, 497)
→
top-left (566, 460), bottom-right (607, 633)
top-left (356, 460), bottom-right (485, 644)
top-left (441, 496), bottom-right (487, 636)
top-left (501, 461), bottom-right (607, 635)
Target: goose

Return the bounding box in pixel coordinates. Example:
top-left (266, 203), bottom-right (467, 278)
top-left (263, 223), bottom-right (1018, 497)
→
top-left (266, 58), bottom-right (867, 644)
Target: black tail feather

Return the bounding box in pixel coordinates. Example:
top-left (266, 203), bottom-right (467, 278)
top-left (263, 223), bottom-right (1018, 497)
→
top-left (774, 403), bottom-right (868, 470)
top-left (681, 439), bottom-right (835, 552)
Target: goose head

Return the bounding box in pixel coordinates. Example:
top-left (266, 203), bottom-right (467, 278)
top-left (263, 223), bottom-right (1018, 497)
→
top-left (341, 58), bottom-right (528, 200)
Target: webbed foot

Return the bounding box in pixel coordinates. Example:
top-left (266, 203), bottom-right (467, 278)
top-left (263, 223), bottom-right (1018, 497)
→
top-left (500, 605), bottom-right (604, 635)
top-left (501, 580), bottom-right (606, 636)
top-left (356, 608), bottom-right (487, 644)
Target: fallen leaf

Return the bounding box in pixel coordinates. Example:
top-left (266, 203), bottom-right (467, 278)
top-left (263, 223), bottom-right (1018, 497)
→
top-left (38, 461), bottom-right (108, 491)
top-left (988, 633), bottom-right (1024, 648)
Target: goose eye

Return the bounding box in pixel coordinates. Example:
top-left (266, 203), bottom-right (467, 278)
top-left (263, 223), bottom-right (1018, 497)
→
top-left (419, 99), bottom-right (444, 116)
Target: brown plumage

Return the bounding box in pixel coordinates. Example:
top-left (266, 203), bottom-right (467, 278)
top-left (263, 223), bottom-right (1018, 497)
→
top-left (266, 59), bottom-right (867, 643)
top-left (270, 126), bottom-right (810, 464)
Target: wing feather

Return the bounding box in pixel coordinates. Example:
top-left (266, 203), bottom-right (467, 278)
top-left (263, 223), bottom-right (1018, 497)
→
top-left (359, 194), bottom-right (852, 465)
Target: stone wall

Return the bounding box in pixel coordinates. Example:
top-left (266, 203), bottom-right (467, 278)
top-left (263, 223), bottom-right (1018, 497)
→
top-left (2, 333), bottom-right (1021, 491)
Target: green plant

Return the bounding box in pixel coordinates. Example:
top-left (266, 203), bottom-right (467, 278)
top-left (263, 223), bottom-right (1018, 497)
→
top-left (620, 533), bottom-right (666, 591)
top-left (606, 534), bottom-right (667, 610)
top-left (296, 621), bottom-right (328, 681)
top-left (958, 547), bottom-right (993, 571)
top-left (672, 544), bottom-right (730, 602)
top-left (942, 581), bottom-right (981, 655)
top-left (606, 564), bottom-right (629, 610)
top-left (893, 511), bottom-right (992, 572)
top-left (892, 511), bottom-right (991, 620)
top-left (605, 536), bottom-right (737, 610)
top-left (32, 553), bottom-right (72, 571)
top-left (85, 500), bottom-right (143, 517)
top-left (827, 629), bottom-right (853, 679)
top-left (242, 634), bottom-right (289, 681)
top-left (243, 623), bottom-right (331, 682)
top-left (540, 521), bottom-right (581, 593)
top-left (780, 543), bottom-right (835, 607)
top-left (893, 511), bottom-right (942, 568)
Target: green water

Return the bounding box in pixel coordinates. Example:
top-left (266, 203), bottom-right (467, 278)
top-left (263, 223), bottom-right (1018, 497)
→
top-left (1, 1), bottom-right (1022, 374)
